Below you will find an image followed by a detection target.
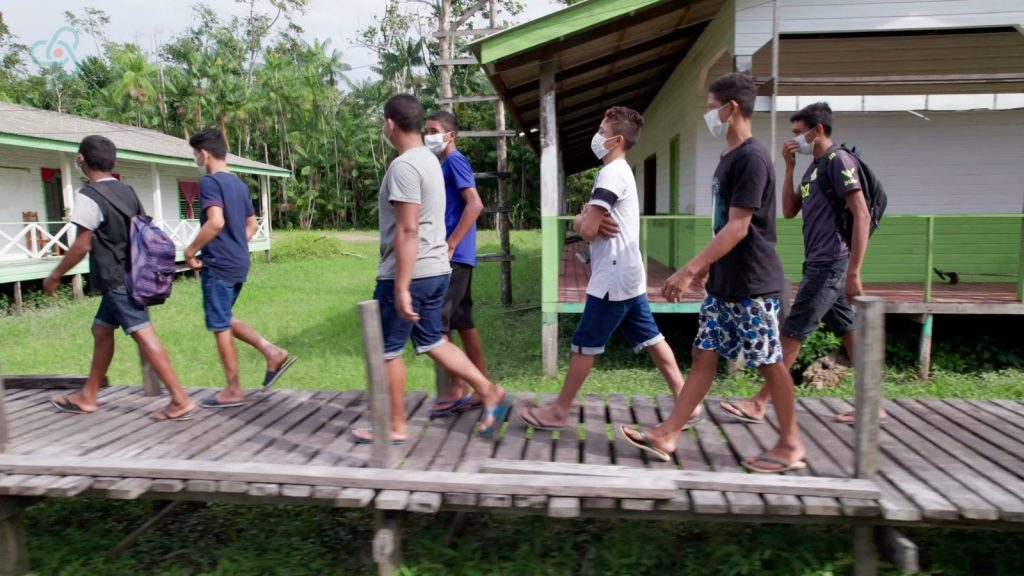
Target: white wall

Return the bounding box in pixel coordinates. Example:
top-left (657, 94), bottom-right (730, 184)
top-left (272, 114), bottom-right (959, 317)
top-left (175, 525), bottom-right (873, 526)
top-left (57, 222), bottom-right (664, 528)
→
top-left (691, 109), bottom-right (1024, 215)
top-left (0, 144), bottom-right (65, 222)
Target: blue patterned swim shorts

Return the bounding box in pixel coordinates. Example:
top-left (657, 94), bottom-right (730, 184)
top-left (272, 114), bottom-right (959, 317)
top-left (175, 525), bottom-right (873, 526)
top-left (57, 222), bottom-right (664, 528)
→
top-left (694, 295), bottom-right (783, 368)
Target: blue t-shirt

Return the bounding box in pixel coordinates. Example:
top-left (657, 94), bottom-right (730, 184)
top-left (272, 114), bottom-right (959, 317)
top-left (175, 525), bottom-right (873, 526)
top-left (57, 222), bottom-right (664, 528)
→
top-left (441, 151), bottom-right (477, 267)
top-left (199, 171), bottom-right (255, 283)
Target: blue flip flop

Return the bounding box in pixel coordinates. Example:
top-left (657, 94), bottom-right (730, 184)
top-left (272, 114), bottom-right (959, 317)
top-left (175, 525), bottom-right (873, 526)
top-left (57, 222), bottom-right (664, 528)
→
top-left (262, 356), bottom-right (298, 391)
top-left (478, 397), bottom-right (512, 438)
top-left (430, 395), bottom-right (473, 417)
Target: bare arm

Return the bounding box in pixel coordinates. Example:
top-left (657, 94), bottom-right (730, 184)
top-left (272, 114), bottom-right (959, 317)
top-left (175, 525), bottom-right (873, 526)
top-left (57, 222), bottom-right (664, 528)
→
top-left (245, 214), bottom-right (259, 241)
top-left (447, 186), bottom-right (483, 258)
top-left (844, 189), bottom-right (870, 301)
top-left (663, 207), bottom-right (755, 301)
top-left (184, 206), bottom-right (225, 269)
top-left (393, 201), bottom-right (421, 322)
top-left (43, 227), bottom-right (92, 296)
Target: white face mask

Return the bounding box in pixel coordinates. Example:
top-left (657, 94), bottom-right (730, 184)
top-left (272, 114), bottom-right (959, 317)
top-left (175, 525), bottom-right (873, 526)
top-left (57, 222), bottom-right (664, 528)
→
top-left (194, 152), bottom-right (207, 175)
top-left (793, 129), bottom-right (815, 155)
top-left (703, 104), bottom-right (731, 138)
top-left (425, 132), bottom-right (450, 156)
top-left (381, 122), bottom-right (395, 150)
top-left (591, 132), bottom-right (617, 160)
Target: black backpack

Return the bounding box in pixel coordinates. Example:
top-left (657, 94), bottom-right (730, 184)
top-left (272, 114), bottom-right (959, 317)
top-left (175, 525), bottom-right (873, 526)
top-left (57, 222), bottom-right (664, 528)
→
top-left (821, 145), bottom-right (887, 243)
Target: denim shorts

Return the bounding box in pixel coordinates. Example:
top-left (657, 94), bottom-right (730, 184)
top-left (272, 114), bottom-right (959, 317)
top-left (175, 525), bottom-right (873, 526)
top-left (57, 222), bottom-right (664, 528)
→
top-left (202, 271), bottom-right (244, 332)
top-left (694, 295), bottom-right (783, 368)
top-left (781, 258), bottom-right (855, 342)
top-left (375, 274), bottom-right (450, 360)
top-left (94, 287), bottom-right (151, 335)
top-left (571, 294), bottom-right (665, 356)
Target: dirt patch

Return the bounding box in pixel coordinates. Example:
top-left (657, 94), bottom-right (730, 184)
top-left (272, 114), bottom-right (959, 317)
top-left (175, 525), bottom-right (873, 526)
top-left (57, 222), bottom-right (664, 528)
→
top-left (801, 351), bottom-right (852, 390)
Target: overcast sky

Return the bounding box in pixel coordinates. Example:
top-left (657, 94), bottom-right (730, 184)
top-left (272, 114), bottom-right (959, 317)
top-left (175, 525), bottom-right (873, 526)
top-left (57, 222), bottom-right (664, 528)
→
top-left (3, 0), bottom-right (564, 84)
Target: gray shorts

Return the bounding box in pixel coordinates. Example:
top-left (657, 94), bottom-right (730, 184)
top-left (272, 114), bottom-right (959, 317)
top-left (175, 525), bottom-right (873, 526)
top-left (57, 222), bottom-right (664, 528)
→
top-left (781, 258), bottom-right (855, 342)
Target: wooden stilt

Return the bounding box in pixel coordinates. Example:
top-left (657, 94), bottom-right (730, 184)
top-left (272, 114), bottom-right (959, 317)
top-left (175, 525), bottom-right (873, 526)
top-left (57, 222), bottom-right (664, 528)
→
top-left (880, 527), bottom-right (919, 574)
top-left (359, 299), bottom-right (393, 470)
top-left (917, 314), bottom-right (933, 381)
top-left (373, 510), bottom-right (402, 576)
top-left (852, 296), bottom-right (885, 576)
top-left (12, 282), bottom-right (22, 317)
top-left (0, 498), bottom-right (29, 576)
top-left (0, 376), bottom-right (8, 452)
top-left (264, 249), bottom-right (271, 264)
top-left (139, 337), bottom-right (162, 397)
top-left (853, 525), bottom-right (879, 576)
top-left (71, 275), bottom-right (84, 300)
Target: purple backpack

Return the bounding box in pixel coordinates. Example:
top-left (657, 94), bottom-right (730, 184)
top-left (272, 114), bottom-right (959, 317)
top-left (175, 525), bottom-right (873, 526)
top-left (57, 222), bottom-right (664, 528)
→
top-left (88, 183), bottom-right (177, 306)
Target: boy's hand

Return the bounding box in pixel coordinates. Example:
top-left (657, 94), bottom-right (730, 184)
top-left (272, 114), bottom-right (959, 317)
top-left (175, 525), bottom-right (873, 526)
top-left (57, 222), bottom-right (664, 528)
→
top-left (184, 248), bottom-right (203, 270)
top-left (395, 288), bottom-right (420, 323)
top-left (43, 275), bottom-right (60, 297)
top-left (845, 272), bottom-right (864, 303)
top-left (662, 262), bottom-right (708, 302)
top-left (598, 213), bottom-right (620, 238)
top-left (447, 241), bottom-right (456, 261)
top-left (781, 139), bottom-right (797, 168)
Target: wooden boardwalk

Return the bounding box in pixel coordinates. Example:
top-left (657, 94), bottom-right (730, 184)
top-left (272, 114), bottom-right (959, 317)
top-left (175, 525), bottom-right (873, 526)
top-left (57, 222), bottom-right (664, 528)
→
top-left (559, 240), bottom-right (1024, 314)
top-left (2, 386), bottom-right (1023, 529)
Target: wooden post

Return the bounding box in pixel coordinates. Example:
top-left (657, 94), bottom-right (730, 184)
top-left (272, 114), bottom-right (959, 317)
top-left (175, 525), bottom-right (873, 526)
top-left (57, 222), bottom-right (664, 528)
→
top-left (139, 333), bottom-right (161, 397)
top-left (539, 60), bottom-right (560, 377)
top-left (880, 528), bottom-right (919, 575)
top-left (853, 295), bottom-right (884, 576)
top-left (923, 216), bottom-right (934, 303)
top-left (12, 282), bottom-right (22, 317)
top-left (917, 314), bottom-right (933, 381)
top-left (0, 375), bottom-right (8, 452)
top-left (434, 361), bottom-right (452, 406)
top-left (1017, 212), bottom-right (1023, 302)
top-left (71, 274), bottom-right (84, 300)
top-left (0, 498), bottom-right (29, 576)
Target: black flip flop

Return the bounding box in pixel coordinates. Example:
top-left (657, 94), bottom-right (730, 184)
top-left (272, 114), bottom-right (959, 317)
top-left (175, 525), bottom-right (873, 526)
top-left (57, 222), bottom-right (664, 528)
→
top-left (743, 453), bottom-right (808, 474)
top-left (200, 396), bottom-right (247, 409)
top-left (720, 399), bottom-right (765, 424)
top-left (517, 406), bottom-right (565, 431)
top-left (50, 395), bottom-right (90, 414)
top-left (262, 356), bottom-right (298, 391)
top-left (153, 407), bottom-right (197, 421)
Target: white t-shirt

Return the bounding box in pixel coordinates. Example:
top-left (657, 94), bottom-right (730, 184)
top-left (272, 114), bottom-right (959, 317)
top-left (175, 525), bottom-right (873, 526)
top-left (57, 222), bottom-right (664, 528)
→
top-left (69, 177), bottom-right (119, 231)
top-left (585, 158), bottom-right (646, 301)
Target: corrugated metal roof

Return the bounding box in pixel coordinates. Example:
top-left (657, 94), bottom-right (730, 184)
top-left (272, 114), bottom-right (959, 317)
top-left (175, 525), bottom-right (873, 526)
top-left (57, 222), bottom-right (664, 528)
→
top-left (0, 101), bottom-right (290, 177)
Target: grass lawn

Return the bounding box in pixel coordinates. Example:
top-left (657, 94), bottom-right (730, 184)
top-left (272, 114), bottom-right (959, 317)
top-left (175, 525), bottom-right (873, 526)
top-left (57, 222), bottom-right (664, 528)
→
top-left (3, 230), bottom-right (1023, 575)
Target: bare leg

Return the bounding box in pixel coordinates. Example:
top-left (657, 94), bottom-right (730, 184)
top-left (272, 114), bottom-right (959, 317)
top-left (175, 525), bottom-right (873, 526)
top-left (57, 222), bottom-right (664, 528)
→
top-left (723, 335), bottom-right (801, 421)
top-left (52, 323), bottom-right (115, 412)
top-left (625, 349), bottom-right (719, 454)
top-left (385, 357), bottom-right (408, 438)
top-left (833, 330), bottom-right (887, 423)
top-left (132, 325), bottom-right (194, 417)
top-left (519, 352), bottom-right (595, 428)
top-left (743, 362), bottom-right (806, 469)
top-left (211, 328), bottom-right (244, 403)
top-left (230, 318), bottom-right (288, 371)
top-left (426, 342), bottom-right (505, 430)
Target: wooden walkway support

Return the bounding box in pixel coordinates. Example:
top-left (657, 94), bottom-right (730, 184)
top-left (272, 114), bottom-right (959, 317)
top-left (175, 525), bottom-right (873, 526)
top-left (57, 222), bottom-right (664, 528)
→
top-left (853, 296), bottom-right (884, 576)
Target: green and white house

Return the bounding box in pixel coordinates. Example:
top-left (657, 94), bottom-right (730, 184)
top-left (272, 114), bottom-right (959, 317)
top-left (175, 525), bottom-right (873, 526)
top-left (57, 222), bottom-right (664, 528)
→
top-left (471, 0), bottom-right (1024, 374)
top-left (0, 101), bottom-right (290, 290)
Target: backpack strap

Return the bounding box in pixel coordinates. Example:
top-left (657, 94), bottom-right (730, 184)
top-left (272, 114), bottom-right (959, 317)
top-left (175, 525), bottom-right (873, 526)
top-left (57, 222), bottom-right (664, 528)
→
top-left (83, 181), bottom-right (144, 220)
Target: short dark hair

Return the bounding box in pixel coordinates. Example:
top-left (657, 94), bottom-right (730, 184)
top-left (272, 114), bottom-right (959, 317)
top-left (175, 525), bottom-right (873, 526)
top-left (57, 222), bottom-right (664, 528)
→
top-left (189, 128), bottom-right (228, 160)
top-left (708, 72), bottom-right (758, 118)
top-left (426, 110), bottom-right (459, 133)
top-left (384, 94), bottom-right (424, 133)
top-left (603, 106), bottom-right (644, 150)
top-left (790, 102), bottom-right (833, 136)
top-left (78, 135), bottom-right (117, 172)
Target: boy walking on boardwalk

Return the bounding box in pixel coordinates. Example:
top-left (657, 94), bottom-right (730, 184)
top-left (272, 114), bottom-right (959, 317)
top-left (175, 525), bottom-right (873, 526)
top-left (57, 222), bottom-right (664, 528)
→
top-left (44, 135), bottom-right (196, 421)
top-left (423, 110), bottom-right (489, 417)
top-left (517, 106), bottom-right (701, 431)
top-left (185, 128), bottom-right (295, 408)
top-left (620, 73), bottom-right (807, 473)
top-left (351, 94), bottom-right (509, 445)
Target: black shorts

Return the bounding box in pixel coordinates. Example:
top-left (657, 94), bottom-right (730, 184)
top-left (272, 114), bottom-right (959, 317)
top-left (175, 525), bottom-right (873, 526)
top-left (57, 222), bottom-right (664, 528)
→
top-left (442, 263), bottom-right (475, 332)
top-left (781, 258), bottom-right (855, 342)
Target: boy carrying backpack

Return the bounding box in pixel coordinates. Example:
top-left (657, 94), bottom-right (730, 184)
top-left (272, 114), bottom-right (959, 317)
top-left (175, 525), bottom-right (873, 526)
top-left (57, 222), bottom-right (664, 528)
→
top-left (43, 135), bottom-right (196, 421)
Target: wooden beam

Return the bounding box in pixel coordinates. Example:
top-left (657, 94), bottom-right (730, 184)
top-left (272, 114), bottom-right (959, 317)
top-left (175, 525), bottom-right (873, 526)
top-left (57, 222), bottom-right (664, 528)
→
top-left (458, 130), bottom-right (517, 138)
top-left (437, 95), bottom-right (500, 104)
top-left (432, 28), bottom-right (503, 38)
top-left (0, 455), bottom-right (681, 499)
top-left (435, 57), bottom-right (478, 66)
top-left (1, 375), bottom-right (108, 389)
top-left (0, 376), bottom-right (7, 453)
top-left (880, 528), bottom-right (919, 575)
top-left (479, 460), bottom-right (880, 499)
top-left (757, 72), bottom-right (1024, 86)
top-left (12, 282), bottom-right (21, 317)
top-left (359, 300), bottom-right (393, 469)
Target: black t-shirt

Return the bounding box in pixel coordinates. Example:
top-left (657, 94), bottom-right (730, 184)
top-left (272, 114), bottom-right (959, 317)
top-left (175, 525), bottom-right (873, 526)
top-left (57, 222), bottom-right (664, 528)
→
top-left (705, 138), bottom-right (785, 301)
top-left (800, 145), bottom-right (861, 262)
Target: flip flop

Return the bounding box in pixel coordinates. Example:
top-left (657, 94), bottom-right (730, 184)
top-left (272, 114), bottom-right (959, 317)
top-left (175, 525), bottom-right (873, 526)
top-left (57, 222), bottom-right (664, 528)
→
top-left (153, 407), bottom-right (197, 421)
top-left (200, 396), bottom-right (247, 409)
top-left (619, 425), bottom-right (671, 462)
top-left (834, 410), bottom-right (888, 425)
top-left (454, 397), bottom-right (483, 413)
top-left (682, 411), bottom-right (707, 431)
top-left (517, 405), bottom-right (565, 431)
top-left (743, 453), bottom-right (808, 474)
top-left (478, 397), bottom-right (512, 438)
top-left (262, 356), bottom-right (298, 391)
top-left (350, 427), bottom-right (406, 446)
top-left (430, 395), bottom-right (473, 417)
top-left (720, 399), bottom-right (765, 424)
top-left (50, 395), bottom-right (92, 415)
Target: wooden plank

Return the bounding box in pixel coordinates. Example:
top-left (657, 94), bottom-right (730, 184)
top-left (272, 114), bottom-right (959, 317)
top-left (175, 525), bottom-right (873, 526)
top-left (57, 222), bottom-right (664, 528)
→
top-left (45, 475), bottom-right (92, 498)
top-left (690, 399), bottom-right (765, 516)
top-left (432, 28), bottom-right (503, 38)
top-left (548, 496), bottom-right (581, 518)
top-left (706, 405), bottom-right (802, 516)
top-left (459, 130), bottom-right (517, 138)
top-left (7, 387), bottom-right (138, 442)
top-left (360, 300), bottom-right (394, 470)
top-left (607, 394), bottom-right (655, 512)
top-left (216, 392), bottom-right (326, 463)
top-left (877, 401), bottom-right (1024, 521)
top-left (0, 375), bottom-right (109, 389)
top-left (656, 395), bottom-right (727, 514)
top-left (193, 391), bottom-right (316, 462)
top-left (0, 454), bottom-right (681, 498)
top-left (443, 393), bottom-right (503, 507)
top-left (580, 395), bottom-right (613, 512)
top-left (813, 399), bottom-right (958, 521)
top-left (916, 399), bottom-right (1024, 463)
top-left (797, 399), bottom-right (915, 521)
top-left (375, 490), bottom-right (411, 511)
top-left (552, 402), bottom-right (583, 516)
top-left (9, 475), bottom-right (63, 496)
top-left (107, 478), bottom-right (153, 500)
top-left (247, 483), bottom-right (280, 497)
top-left (480, 393), bottom-right (531, 508)
top-left (217, 481), bottom-right (250, 494)
top-left (436, 94), bottom-right (500, 103)
top-left (312, 486), bottom-right (341, 501)
top-left (407, 492), bottom-right (442, 513)
top-left (754, 405), bottom-right (841, 517)
top-left (632, 396), bottom-right (688, 513)
top-left (150, 479), bottom-right (185, 494)
top-left (337, 488), bottom-right (376, 508)
top-left (969, 400), bottom-right (1024, 434)
top-left (435, 57), bottom-right (478, 66)
top-left (253, 391), bottom-right (361, 464)
top-left (518, 394), bottom-right (555, 510)
top-left (398, 398), bottom-right (453, 512)
top-left (0, 475), bottom-right (34, 496)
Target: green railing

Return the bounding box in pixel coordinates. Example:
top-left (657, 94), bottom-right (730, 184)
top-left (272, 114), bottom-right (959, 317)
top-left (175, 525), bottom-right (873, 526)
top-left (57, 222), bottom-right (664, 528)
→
top-left (548, 214), bottom-right (1024, 308)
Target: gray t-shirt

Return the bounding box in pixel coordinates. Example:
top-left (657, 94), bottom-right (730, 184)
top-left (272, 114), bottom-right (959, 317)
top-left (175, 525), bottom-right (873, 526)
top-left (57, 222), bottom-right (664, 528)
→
top-left (377, 146), bottom-right (451, 281)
